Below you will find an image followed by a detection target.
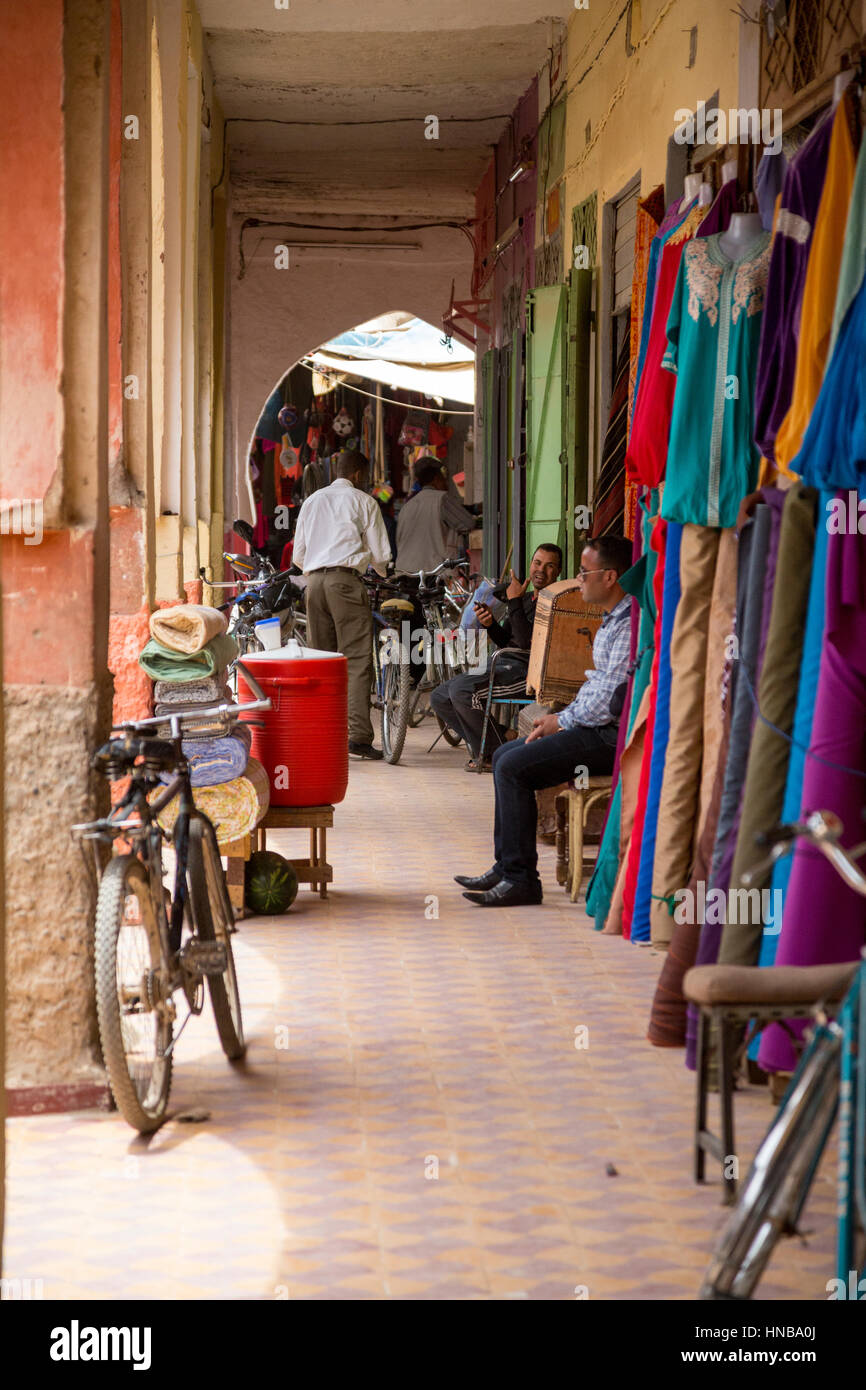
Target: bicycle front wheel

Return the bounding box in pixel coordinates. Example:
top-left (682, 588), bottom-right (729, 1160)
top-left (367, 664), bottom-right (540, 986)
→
top-left (94, 855), bottom-right (173, 1133)
top-left (188, 817), bottom-right (245, 1060)
top-left (700, 1026), bottom-right (841, 1300)
top-left (380, 655), bottom-right (411, 764)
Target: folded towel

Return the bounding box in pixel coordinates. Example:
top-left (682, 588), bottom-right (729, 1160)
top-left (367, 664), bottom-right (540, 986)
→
top-left (149, 604), bottom-right (228, 655)
top-left (159, 725), bottom-right (251, 787)
top-left (153, 675), bottom-right (230, 706)
top-left (149, 756), bottom-right (270, 850)
top-left (155, 705), bottom-right (232, 739)
top-left (139, 632), bottom-right (238, 682)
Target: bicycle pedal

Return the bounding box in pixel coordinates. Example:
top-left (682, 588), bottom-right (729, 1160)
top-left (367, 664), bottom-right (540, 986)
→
top-left (180, 940), bottom-right (227, 977)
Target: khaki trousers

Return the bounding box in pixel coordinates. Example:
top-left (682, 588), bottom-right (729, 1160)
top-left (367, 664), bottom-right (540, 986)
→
top-left (305, 570), bottom-right (374, 745)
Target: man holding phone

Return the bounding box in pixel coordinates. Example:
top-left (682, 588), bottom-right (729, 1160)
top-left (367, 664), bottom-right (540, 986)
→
top-left (456, 535), bottom-right (633, 906)
top-left (430, 543), bottom-right (563, 768)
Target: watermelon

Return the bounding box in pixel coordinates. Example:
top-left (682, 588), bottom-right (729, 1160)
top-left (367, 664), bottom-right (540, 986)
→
top-left (245, 851), bottom-right (298, 914)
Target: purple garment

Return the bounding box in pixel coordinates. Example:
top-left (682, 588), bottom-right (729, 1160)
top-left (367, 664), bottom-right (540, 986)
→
top-left (756, 147), bottom-right (788, 232)
top-left (715, 489), bottom-right (787, 892)
top-left (695, 179), bottom-right (738, 238)
top-left (759, 527), bottom-right (866, 1072)
top-left (754, 111), bottom-right (834, 463)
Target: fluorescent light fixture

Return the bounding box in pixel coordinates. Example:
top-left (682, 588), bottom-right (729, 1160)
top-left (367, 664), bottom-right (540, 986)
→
top-left (508, 158), bottom-right (535, 184)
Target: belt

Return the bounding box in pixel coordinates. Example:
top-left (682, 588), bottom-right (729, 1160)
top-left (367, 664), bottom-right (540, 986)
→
top-left (310, 566), bottom-right (359, 575)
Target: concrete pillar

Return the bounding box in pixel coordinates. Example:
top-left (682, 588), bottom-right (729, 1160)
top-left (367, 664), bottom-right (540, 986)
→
top-left (1, 0), bottom-right (113, 1102)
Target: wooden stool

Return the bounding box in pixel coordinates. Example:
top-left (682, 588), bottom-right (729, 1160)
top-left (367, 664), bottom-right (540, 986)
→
top-left (223, 834), bottom-right (254, 917)
top-left (554, 778), bottom-right (613, 901)
top-left (683, 961), bottom-right (857, 1204)
top-left (256, 804), bottom-right (334, 900)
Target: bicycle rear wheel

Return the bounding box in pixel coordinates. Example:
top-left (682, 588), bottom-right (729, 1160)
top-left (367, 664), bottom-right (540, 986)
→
top-left (94, 855), bottom-right (172, 1133)
top-left (187, 817), bottom-right (245, 1060)
top-left (380, 656), bottom-right (411, 764)
top-left (700, 1025), bottom-right (841, 1299)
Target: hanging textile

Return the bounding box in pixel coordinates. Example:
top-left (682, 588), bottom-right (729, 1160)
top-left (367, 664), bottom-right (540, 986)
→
top-left (715, 485), bottom-right (818, 969)
top-left (626, 203), bottom-right (707, 489)
top-left (755, 146), bottom-right (788, 232)
top-left (753, 110), bottom-right (834, 466)
top-left (586, 503), bottom-right (655, 930)
top-left (773, 92), bottom-right (858, 472)
top-left (758, 526), bottom-right (866, 1073)
top-left (756, 495), bottom-right (831, 974)
top-left (648, 524), bottom-right (730, 947)
top-left (660, 230), bottom-right (772, 529)
top-left (619, 517), bottom-right (675, 939)
top-left (694, 178), bottom-right (739, 239)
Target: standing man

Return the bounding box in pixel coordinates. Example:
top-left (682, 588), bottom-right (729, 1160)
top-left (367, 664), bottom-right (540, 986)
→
top-left (395, 459), bottom-right (476, 575)
top-left (455, 535), bottom-right (634, 906)
top-left (430, 543), bottom-right (562, 769)
top-left (292, 450), bottom-right (391, 760)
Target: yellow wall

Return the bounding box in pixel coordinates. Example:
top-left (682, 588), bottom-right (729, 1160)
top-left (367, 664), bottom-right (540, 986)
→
top-left (563, 0), bottom-right (742, 259)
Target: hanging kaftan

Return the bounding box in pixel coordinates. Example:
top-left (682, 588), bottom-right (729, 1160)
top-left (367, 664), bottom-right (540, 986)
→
top-left (661, 232), bottom-right (772, 529)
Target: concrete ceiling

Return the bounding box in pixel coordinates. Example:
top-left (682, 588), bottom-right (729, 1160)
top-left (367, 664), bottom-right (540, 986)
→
top-left (199, 1), bottom-right (573, 218)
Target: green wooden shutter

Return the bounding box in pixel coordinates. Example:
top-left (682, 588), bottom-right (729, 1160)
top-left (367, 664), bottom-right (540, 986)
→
top-left (479, 348), bottom-right (498, 574)
top-left (524, 285), bottom-right (567, 572)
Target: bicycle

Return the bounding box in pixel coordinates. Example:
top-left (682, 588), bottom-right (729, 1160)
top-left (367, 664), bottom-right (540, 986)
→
top-left (72, 663), bottom-right (271, 1133)
top-left (364, 558), bottom-right (472, 762)
top-left (700, 809), bottom-right (866, 1300)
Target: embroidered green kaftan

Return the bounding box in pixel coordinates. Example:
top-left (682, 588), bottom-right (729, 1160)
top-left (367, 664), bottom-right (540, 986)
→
top-left (661, 231), bottom-right (772, 528)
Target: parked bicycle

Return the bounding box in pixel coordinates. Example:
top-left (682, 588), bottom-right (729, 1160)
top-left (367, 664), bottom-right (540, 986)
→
top-left (363, 558), bottom-right (472, 763)
top-left (700, 809), bottom-right (866, 1300)
top-left (72, 664), bottom-right (271, 1133)
top-left (202, 518), bottom-right (307, 656)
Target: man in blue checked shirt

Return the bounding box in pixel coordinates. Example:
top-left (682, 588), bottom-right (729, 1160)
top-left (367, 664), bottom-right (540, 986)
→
top-left (456, 535), bottom-right (634, 907)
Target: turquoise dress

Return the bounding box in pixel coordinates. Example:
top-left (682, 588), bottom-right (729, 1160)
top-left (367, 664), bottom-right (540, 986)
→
top-left (660, 232), bottom-right (772, 528)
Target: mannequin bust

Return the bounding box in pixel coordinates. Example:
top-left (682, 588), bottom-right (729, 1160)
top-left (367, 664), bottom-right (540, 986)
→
top-left (721, 158), bottom-right (738, 185)
top-left (719, 211), bottom-right (764, 259)
top-left (682, 171), bottom-right (703, 206)
top-left (833, 68), bottom-right (854, 105)
top-left (698, 181), bottom-right (714, 206)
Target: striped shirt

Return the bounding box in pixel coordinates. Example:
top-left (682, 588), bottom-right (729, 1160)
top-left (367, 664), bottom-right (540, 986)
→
top-left (557, 595), bottom-right (633, 731)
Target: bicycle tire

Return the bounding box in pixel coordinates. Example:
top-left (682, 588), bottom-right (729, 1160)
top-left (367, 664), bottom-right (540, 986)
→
top-left (700, 1027), bottom-right (841, 1299)
top-left (407, 686), bottom-right (428, 728)
top-left (381, 657), bottom-right (411, 764)
top-left (94, 855), bottom-right (173, 1133)
top-left (187, 817), bottom-right (245, 1060)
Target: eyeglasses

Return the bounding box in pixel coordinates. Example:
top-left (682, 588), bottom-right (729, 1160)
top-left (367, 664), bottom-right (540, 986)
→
top-left (577, 566), bottom-right (610, 578)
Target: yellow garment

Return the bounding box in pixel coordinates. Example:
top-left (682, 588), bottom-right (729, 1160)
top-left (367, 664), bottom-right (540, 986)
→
top-left (774, 94), bottom-right (858, 472)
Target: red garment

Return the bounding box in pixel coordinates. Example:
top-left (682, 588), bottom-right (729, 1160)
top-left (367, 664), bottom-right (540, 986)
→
top-left (626, 237), bottom-right (691, 487)
top-left (622, 515), bottom-right (667, 938)
top-left (279, 540), bottom-right (294, 571)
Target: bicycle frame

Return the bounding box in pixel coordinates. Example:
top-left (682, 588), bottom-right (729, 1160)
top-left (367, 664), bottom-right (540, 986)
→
top-left (836, 954), bottom-right (866, 1286)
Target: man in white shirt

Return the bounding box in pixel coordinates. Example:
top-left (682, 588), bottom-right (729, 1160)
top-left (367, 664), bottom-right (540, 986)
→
top-left (292, 451), bottom-right (392, 759)
top-left (395, 460), bottom-right (477, 575)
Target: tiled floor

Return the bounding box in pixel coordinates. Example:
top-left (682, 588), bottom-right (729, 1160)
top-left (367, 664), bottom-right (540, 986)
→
top-left (4, 718), bottom-right (837, 1300)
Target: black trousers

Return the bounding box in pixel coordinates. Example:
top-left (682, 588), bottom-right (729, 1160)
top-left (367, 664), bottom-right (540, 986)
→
top-left (491, 725), bottom-right (619, 888)
top-left (429, 656), bottom-right (528, 759)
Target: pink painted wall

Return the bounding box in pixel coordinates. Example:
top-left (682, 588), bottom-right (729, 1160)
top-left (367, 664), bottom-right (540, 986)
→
top-left (0, 0), bottom-right (65, 507)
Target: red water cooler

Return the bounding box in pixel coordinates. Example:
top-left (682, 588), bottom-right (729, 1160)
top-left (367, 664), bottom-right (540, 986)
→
top-left (238, 643), bottom-right (349, 807)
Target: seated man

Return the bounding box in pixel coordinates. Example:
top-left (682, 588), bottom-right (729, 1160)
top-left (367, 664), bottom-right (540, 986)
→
top-left (455, 534), bottom-right (633, 907)
top-left (430, 543), bottom-right (563, 770)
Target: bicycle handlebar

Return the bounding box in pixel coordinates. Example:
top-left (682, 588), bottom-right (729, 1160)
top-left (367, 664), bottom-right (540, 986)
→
top-left (744, 810), bottom-right (866, 896)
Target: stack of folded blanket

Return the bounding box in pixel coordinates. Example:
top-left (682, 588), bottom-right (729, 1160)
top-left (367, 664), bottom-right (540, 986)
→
top-left (138, 604), bottom-right (250, 789)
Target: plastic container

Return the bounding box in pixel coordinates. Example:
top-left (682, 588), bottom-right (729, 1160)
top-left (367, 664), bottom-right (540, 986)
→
top-left (238, 641), bottom-right (348, 807)
top-left (253, 616), bottom-right (281, 650)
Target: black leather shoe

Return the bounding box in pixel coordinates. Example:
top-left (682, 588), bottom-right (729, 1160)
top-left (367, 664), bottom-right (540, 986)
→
top-left (462, 879), bottom-right (543, 908)
top-left (349, 742), bottom-right (384, 760)
top-left (454, 868), bottom-right (502, 891)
